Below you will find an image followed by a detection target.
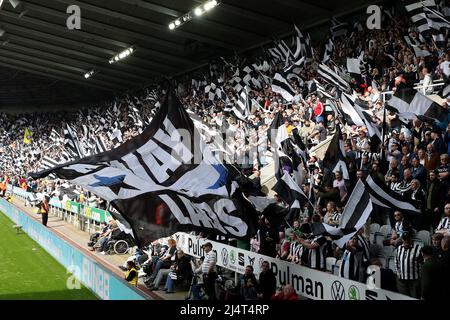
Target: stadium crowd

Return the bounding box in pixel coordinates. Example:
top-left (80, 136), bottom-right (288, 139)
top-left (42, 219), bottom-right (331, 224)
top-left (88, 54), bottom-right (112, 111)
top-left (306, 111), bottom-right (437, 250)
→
top-left (0, 2), bottom-right (449, 300)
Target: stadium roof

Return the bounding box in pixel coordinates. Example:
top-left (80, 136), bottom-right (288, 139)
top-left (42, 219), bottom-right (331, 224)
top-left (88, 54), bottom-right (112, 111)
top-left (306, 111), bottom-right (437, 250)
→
top-left (0, 0), bottom-right (376, 109)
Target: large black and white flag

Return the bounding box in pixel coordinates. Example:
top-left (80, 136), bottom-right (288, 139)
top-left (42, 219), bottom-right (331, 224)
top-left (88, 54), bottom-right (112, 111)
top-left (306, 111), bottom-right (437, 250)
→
top-left (323, 127), bottom-right (349, 181)
top-left (364, 175), bottom-right (421, 215)
top-left (387, 86), bottom-right (448, 122)
top-left (272, 172), bottom-right (309, 209)
top-left (322, 37), bottom-right (334, 63)
top-left (271, 73), bottom-right (296, 102)
top-left (317, 63), bottom-right (350, 93)
top-left (30, 91), bottom-right (258, 246)
top-left (340, 92), bottom-right (381, 149)
top-left (405, 0), bottom-right (436, 34)
top-left (330, 18), bottom-right (349, 38)
top-left (64, 124), bottom-right (83, 159)
top-left (404, 35), bottom-right (432, 57)
top-left (311, 179), bottom-right (372, 247)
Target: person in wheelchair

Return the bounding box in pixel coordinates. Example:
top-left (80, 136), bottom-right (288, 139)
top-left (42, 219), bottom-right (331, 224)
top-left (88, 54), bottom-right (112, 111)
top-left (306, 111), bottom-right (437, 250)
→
top-left (163, 250), bottom-right (192, 293)
top-left (91, 220), bottom-right (118, 252)
top-left (87, 221), bottom-right (108, 248)
top-left (103, 230), bottom-right (135, 255)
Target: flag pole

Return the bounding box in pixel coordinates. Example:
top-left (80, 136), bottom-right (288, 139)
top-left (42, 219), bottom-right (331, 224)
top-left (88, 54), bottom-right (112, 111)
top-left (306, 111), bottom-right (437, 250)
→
top-left (380, 102), bottom-right (387, 162)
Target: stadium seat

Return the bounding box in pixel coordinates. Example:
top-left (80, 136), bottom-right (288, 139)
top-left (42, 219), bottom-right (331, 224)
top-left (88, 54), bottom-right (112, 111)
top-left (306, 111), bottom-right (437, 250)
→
top-left (375, 234), bottom-right (387, 247)
top-left (369, 223), bottom-right (381, 234)
top-left (369, 223), bottom-right (380, 244)
top-left (415, 230), bottom-right (431, 246)
top-left (382, 245), bottom-right (394, 258)
top-left (386, 256), bottom-right (396, 271)
top-left (374, 225), bottom-right (392, 246)
top-left (413, 239), bottom-right (424, 247)
top-left (326, 257), bottom-right (337, 273)
top-left (379, 224), bottom-right (392, 236)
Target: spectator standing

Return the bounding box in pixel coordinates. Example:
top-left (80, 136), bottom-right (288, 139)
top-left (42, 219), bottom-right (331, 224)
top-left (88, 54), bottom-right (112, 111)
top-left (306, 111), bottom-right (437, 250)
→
top-left (395, 231), bottom-right (423, 298)
top-left (39, 196), bottom-right (50, 227)
top-left (201, 242), bottom-right (217, 301)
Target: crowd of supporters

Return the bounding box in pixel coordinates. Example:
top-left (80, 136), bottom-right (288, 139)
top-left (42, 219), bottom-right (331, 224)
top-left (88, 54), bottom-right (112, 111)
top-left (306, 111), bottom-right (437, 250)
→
top-left (0, 2), bottom-right (449, 300)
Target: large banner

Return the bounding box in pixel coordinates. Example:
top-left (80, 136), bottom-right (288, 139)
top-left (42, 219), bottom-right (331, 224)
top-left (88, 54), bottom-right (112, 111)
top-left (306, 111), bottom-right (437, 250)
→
top-left (174, 232), bottom-right (414, 301)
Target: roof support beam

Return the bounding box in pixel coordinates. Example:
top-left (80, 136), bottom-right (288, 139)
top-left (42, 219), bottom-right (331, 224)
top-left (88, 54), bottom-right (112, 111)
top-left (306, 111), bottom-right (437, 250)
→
top-left (1, 33), bottom-right (159, 79)
top-left (47, 0), bottom-right (239, 50)
top-left (118, 0), bottom-right (266, 40)
top-left (0, 49), bottom-right (130, 88)
top-left (192, 0), bottom-right (291, 28)
top-left (0, 9), bottom-right (191, 69)
top-left (0, 20), bottom-right (175, 75)
top-left (2, 42), bottom-right (150, 84)
top-left (0, 60), bottom-right (119, 91)
top-left (21, 0), bottom-right (188, 53)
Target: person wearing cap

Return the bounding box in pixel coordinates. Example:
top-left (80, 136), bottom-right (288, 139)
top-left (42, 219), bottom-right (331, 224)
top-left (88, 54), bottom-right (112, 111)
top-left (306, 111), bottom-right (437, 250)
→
top-left (388, 129), bottom-right (400, 151)
top-left (394, 231), bottom-right (423, 298)
top-left (200, 242), bottom-right (217, 301)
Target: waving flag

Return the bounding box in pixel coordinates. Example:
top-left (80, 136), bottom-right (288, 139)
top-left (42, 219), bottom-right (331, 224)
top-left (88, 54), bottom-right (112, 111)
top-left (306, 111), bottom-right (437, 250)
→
top-left (30, 91), bottom-right (258, 246)
top-left (23, 127), bottom-right (33, 144)
top-left (311, 180), bottom-right (372, 247)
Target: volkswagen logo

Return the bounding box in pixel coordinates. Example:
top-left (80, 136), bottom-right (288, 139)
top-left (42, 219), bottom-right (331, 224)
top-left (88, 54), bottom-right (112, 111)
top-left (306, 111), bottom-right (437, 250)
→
top-left (331, 281), bottom-right (345, 300)
top-left (221, 248), bottom-right (229, 266)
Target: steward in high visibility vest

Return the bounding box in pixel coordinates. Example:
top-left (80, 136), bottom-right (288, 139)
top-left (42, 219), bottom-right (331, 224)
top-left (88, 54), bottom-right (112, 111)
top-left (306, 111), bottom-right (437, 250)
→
top-left (39, 197), bottom-right (50, 227)
top-left (124, 261), bottom-right (139, 286)
top-left (21, 181), bottom-right (27, 191)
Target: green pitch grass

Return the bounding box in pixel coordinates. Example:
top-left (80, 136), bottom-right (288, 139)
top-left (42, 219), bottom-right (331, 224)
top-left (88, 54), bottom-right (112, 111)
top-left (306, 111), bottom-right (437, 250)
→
top-left (0, 211), bottom-right (97, 300)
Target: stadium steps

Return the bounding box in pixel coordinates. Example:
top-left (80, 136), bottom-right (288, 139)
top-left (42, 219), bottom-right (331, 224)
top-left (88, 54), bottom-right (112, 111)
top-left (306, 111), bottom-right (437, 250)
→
top-left (250, 161), bottom-right (277, 196)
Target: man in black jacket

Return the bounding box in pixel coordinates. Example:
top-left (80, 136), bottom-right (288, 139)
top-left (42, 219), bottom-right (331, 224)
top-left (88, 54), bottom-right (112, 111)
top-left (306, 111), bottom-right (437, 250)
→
top-left (238, 265), bottom-right (259, 300)
top-left (421, 245), bottom-right (445, 300)
top-left (426, 170), bottom-right (446, 229)
top-left (257, 261), bottom-right (277, 300)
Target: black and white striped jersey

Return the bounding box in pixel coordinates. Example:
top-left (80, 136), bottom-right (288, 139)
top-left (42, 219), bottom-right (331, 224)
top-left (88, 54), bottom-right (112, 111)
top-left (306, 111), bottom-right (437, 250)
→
top-left (395, 244), bottom-right (423, 280)
top-left (436, 217), bottom-right (450, 231)
top-left (289, 241), bottom-right (303, 263)
top-left (356, 234), bottom-right (370, 264)
top-left (308, 235), bottom-right (328, 270)
top-left (339, 249), bottom-right (360, 281)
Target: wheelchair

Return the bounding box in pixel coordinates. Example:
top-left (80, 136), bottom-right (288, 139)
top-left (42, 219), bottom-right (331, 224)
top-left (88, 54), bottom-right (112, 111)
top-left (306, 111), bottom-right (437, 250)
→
top-left (105, 231), bottom-right (136, 255)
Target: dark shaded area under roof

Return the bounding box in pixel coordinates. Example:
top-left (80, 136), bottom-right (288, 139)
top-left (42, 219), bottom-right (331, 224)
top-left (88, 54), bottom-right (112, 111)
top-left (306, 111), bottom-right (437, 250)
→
top-left (0, 0), bottom-right (377, 110)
